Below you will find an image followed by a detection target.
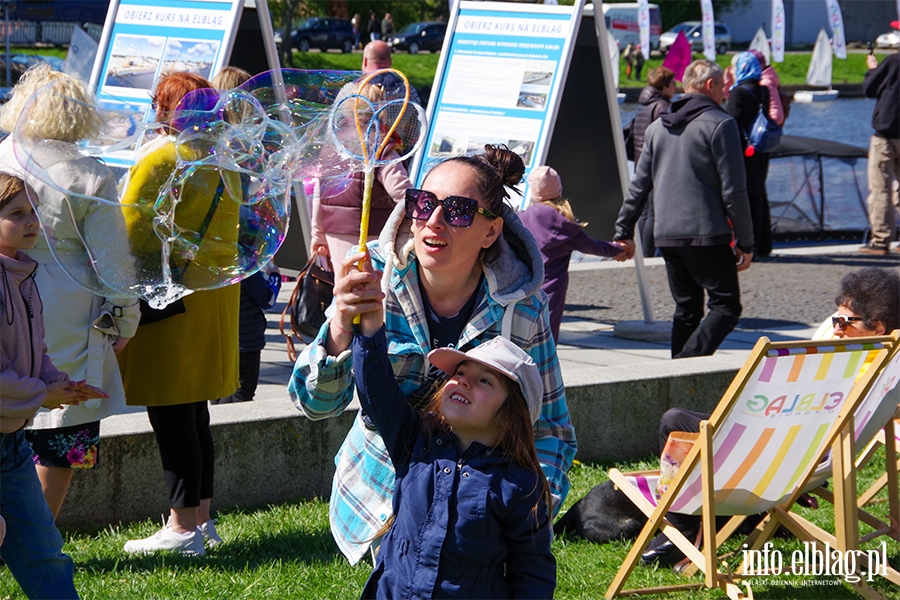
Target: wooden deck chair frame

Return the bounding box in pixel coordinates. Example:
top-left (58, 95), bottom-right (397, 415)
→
top-left (807, 408), bottom-right (899, 547)
top-left (851, 409), bottom-right (899, 540)
top-left (741, 339), bottom-right (900, 599)
top-left (604, 334), bottom-right (896, 600)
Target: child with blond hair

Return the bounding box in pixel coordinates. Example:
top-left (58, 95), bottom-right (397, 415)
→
top-left (519, 166), bottom-right (628, 342)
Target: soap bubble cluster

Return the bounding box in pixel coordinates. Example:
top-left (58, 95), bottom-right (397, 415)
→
top-left (12, 68), bottom-right (425, 307)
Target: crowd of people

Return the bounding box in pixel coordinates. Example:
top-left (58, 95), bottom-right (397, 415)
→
top-left (0, 41), bottom-right (897, 600)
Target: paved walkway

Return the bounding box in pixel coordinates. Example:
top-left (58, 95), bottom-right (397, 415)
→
top-left (103, 242), bottom-right (899, 432)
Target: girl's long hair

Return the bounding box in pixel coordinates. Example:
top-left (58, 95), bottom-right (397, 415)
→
top-left (421, 371), bottom-right (552, 524)
top-left (540, 196), bottom-right (587, 228)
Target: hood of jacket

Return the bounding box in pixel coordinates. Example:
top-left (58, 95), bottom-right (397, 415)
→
top-left (375, 199), bottom-right (544, 307)
top-left (660, 93), bottom-right (724, 129)
top-left (638, 85), bottom-right (668, 106)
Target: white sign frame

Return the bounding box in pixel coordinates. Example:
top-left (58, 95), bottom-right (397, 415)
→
top-left (411, 0), bottom-right (586, 209)
top-left (89, 0), bottom-right (244, 168)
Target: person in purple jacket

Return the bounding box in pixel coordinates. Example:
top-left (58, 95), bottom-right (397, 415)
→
top-left (519, 166), bottom-right (627, 342)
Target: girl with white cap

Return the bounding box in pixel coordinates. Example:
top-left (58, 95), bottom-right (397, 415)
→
top-left (519, 165), bottom-right (627, 342)
top-left (350, 263), bottom-right (555, 598)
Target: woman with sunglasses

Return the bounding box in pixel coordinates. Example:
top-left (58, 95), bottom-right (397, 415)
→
top-left (289, 144), bottom-right (576, 565)
top-left (642, 266), bottom-right (900, 566)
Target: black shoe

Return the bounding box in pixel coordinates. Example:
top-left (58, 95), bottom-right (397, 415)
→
top-left (641, 534), bottom-right (687, 567)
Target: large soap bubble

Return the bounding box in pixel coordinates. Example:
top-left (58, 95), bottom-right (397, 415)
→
top-left (11, 68), bottom-right (426, 309)
top-left (13, 79), bottom-right (291, 308)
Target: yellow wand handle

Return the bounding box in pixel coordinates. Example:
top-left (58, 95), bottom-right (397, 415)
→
top-left (352, 169), bottom-right (375, 325)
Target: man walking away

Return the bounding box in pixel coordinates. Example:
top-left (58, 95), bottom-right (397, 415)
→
top-left (859, 44), bottom-right (899, 256)
top-left (614, 59), bottom-right (754, 359)
top-left (381, 13), bottom-right (394, 40)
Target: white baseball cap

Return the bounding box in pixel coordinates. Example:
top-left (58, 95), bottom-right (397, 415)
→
top-left (428, 337), bottom-right (543, 424)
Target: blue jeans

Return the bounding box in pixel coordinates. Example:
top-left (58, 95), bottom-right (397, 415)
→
top-left (0, 430), bottom-right (78, 599)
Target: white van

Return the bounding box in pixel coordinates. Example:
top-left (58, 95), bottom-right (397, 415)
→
top-left (599, 3), bottom-right (662, 51)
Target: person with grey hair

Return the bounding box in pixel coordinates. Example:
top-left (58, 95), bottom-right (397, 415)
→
top-left (614, 59), bottom-right (754, 358)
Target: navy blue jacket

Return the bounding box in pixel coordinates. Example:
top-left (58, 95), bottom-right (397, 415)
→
top-left (238, 272), bottom-right (272, 352)
top-left (352, 329), bottom-right (556, 599)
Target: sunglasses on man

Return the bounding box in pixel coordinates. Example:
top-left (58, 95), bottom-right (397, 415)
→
top-left (405, 189), bottom-right (497, 228)
top-left (832, 315), bottom-right (863, 331)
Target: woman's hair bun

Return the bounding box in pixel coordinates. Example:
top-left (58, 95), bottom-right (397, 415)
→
top-left (482, 144), bottom-right (525, 189)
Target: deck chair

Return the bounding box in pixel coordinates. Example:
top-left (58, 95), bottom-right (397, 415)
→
top-left (852, 407), bottom-right (900, 542)
top-left (744, 338), bottom-right (900, 599)
top-left (605, 335), bottom-right (895, 600)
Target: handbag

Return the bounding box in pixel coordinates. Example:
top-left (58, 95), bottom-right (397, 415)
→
top-left (745, 101), bottom-right (782, 154)
top-left (279, 254), bottom-right (335, 361)
top-left (138, 179), bottom-right (225, 326)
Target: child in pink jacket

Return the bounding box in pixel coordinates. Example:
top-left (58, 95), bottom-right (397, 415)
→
top-left (748, 49), bottom-right (785, 126)
top-left (0, 172), bottom-right (106, 599)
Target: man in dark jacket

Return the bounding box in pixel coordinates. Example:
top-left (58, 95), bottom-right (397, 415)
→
top-left (615, 59), bottom-right (754, 359)
top-left (859, 48), bottom-right (899, 255)
top-left (631, 66), bottom-right (676, 257)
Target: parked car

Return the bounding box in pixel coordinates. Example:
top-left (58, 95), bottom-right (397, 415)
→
top-left (291, 17), bottom-right (355, 53)
top-left (875, 28), bottom-right (900, 49)
top-left (601, 3), bottom-right (662, 51)
top-left (386, 21), bottom-right (447, 54)
top-left (659, 21), bottom-right (732, 55)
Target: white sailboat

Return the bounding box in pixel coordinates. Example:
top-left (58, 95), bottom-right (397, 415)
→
top-left (794, 29), bottom-right (839, 102)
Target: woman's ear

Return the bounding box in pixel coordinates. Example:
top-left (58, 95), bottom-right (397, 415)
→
top-left (873, 321), bottom-right (887, 336)
top-left (480, 216), bottom-right (504, 249)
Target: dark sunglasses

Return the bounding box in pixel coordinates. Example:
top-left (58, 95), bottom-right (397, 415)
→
top-left (404, 189), bottom-right (497, 228)
top-left (832, 315), bottom-right (863, 330)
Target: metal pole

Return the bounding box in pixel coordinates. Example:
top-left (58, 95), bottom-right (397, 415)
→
top-left (632, 226), bottom-right (655, 324)
top-left (4, 1), bottom-right (11, 88)
top-left (254, 0), bottom-right (313, 259)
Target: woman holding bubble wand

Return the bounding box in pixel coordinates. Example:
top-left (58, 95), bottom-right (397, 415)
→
top-left (290, 99), bottom-right (576, 566)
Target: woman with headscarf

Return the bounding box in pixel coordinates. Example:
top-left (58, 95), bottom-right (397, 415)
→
top-left (727, 52), bottom-right (773, 257)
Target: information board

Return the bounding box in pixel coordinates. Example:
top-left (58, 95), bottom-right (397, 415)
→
top-left (89, 0), bottom-right (244, 168)
top-left (412, 0), bottom-right (585, 208)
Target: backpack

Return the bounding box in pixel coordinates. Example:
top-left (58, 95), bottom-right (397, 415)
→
top-left (745, 100), bottom-right (782, 154)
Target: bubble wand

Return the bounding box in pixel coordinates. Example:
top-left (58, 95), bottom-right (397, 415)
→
top-left (341, 68), bottom-right (413, 324)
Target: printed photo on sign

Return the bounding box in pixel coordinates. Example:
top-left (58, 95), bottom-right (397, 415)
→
top-left (160, 39), bottom-right (219, 80)
top-left (103, 35), bottom-right (165, 90)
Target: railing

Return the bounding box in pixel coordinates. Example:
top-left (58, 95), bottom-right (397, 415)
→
top-left (0, 21), bottom-right (38, 45)
top-left (40, 21), bottom-right (75, 45)
top-left (0, 20), bottom-right (104, 46)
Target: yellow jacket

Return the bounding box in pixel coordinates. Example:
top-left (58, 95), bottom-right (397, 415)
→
top-left (117, 137), bottom-right (239, 406)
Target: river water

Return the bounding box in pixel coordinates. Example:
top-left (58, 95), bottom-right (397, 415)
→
top-left (619, 96), bottom-right (878, 238)
top-left (620, 97), bottom-right (877, 150)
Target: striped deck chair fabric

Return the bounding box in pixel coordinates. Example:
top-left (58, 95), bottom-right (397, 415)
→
top-left (626, 340), bottom-right (886, 516)
top-left (605, 335), bottom-right (894, 600)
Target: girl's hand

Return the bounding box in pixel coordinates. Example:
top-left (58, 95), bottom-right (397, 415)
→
top-left (42, 380), bottom-right (107, 410)
top-left (67, 379), bottom-right (110, 399)
top-left (615, 240), bottom-right (635, 261)
top-left (111, 337), bottom-right (131, 354)
top-left (325, 250), bottom-right (384, 355)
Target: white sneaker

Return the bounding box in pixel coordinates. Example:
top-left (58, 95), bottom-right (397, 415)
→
top-left (124, 522), bottom-right (205, 556)
top-left (199, 519), bottom-right (222, 547)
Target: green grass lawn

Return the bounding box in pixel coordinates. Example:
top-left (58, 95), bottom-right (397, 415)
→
top-left (2, 450), bottom-right (896, 599)
top-left (618, 51), bottom-right (893, 89)
top-left (8, 46), bottom-right (885, 93)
